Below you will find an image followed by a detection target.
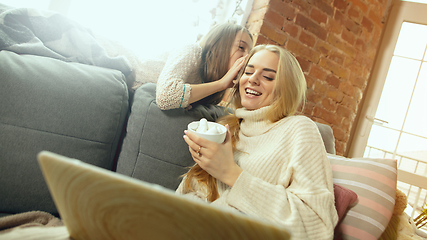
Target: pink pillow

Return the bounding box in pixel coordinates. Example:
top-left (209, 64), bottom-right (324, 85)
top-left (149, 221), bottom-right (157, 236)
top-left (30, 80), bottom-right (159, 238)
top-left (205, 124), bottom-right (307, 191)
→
top-left (334, 184), bottom-right (358, 222)
top-left (333, 183), bottom-right (358, 240)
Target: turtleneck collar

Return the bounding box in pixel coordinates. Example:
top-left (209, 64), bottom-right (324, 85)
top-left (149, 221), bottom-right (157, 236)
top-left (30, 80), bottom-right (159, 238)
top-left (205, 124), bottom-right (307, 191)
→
top-left (235, 106), bottom-right (276, 137)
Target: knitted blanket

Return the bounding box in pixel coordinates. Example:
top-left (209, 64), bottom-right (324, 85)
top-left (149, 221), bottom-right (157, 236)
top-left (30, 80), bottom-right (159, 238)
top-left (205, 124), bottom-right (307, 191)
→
top-left (0, 3), bottom-right (131, 76)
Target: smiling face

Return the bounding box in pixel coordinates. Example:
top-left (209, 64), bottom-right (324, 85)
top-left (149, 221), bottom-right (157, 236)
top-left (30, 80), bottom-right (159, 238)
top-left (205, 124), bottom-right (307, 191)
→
top-left (228, 31), bottom-right (253, 70)
top-left (239, 49), bottom-right (279, 110)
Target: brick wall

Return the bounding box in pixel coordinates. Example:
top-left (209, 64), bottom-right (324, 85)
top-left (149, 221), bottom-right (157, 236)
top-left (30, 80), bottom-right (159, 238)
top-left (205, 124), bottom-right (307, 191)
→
top-left (245, 0), bottom-right (390, 156)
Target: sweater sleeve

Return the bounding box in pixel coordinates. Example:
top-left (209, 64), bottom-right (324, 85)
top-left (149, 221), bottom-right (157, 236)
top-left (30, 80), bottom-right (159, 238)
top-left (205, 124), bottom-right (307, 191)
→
top-left (224, 118), bottom-right (338, 239)
top-left (156, 44), bottom-right (202, 110)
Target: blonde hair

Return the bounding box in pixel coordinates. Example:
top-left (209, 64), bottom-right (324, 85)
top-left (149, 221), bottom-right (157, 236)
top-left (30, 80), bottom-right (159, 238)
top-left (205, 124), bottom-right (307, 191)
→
top-left (182, 44), bottom-right (307, 202)
top-left (194, 23), bottom-right (252, 106)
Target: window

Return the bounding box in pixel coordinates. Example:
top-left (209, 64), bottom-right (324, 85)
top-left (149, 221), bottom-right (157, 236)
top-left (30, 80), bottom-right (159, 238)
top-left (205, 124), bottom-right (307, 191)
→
top-left (348, 0), bottom-right (427, 220)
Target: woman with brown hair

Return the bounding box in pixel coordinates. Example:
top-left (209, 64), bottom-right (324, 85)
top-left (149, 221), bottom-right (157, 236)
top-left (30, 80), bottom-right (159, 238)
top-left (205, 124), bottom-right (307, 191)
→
top-left (179, 44), bottom-right (338, 239)
top-left (154, 23), bottom-right (253, 110)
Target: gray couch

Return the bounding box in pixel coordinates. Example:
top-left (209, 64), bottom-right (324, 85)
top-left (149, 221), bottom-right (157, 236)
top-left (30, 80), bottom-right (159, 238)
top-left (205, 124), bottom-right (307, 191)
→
top-left (0, 49), bottom-right (336, 218)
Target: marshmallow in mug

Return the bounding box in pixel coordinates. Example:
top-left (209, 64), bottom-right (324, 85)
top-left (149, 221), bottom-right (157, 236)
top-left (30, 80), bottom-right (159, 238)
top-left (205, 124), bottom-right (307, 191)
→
top-left (196, 118), bottom-right (222, 134)
top-left (187, 118), bottom-right (227, 144)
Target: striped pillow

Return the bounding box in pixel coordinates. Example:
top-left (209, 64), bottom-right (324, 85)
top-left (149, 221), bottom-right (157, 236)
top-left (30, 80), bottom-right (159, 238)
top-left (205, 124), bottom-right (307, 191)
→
top-left (328, 154), bottom-right (397, 240)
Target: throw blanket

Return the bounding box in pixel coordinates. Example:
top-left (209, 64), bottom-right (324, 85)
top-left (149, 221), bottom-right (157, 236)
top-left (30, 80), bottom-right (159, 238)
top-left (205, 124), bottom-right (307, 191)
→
top-left (0, 3), bottom-right (131, 76)
top-left (0, 211), bottom-right (63, 232)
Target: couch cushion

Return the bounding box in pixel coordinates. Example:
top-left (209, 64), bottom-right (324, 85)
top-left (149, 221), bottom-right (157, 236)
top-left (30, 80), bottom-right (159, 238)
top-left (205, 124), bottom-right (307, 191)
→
top-left (116, 83), bottom-right (227, 190)
top-left (328, 154), bottom-right (397, 240)
top-left (0, 51), bottom-right (129, 215)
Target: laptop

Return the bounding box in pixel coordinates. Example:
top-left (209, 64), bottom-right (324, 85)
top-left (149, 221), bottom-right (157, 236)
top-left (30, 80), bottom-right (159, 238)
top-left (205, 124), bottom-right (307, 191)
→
top-left (37, 151), bottom-right (291, 240)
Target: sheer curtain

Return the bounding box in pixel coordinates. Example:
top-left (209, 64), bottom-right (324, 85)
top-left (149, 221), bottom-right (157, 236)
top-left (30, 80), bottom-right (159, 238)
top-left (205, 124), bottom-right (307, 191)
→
top-left (1, 0), bottom-right (252, 59)
top-left (65, 0), bottom-right (253, 59)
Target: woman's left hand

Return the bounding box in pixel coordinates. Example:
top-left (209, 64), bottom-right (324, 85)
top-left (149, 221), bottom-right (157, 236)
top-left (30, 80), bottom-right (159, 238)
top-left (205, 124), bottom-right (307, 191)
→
top-left (183, 125), bottom-right (242, 187)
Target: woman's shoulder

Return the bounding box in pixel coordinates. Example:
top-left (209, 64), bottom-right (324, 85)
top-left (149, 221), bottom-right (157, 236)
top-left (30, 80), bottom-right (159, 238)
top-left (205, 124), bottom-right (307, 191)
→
top-left (276, 115), bottom-right (319, 132)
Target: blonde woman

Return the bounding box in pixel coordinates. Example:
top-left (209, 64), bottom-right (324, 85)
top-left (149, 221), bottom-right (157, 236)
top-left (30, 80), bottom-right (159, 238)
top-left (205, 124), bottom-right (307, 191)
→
top-left (179, 45), bottom-right (338, 239)
top-left (152, 23), bottom-right (253, 110)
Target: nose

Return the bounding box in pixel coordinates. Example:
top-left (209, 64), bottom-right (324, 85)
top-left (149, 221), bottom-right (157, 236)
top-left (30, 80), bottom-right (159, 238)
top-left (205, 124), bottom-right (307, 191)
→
top-left (248, 73), bottom-right (260, 85)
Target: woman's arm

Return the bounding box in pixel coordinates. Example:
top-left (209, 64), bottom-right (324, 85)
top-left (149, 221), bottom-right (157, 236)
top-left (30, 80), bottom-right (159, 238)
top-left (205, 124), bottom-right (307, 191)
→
top-left (156, 44), bottom-right (246, 110)
top-left (187, 56), bottom-right (246, 105)
top-left (156, 44), bottom-right (201, 110)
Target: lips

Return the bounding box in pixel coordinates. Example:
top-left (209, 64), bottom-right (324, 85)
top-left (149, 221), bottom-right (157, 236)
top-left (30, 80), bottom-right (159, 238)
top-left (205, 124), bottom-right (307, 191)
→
top-left (245, 88), bottom-right (261, 96)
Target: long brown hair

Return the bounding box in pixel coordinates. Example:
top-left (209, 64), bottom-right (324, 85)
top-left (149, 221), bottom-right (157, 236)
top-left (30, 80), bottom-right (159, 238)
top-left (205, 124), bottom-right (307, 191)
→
top-left (182, 44), bottom-right (307, 201)
top-left (193, 23), bottom-right (252, 106)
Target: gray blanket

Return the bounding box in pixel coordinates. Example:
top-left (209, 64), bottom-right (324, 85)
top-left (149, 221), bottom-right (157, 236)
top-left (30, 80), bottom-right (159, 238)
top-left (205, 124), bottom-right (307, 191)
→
top-left (0, 3), bottom-right (131, 75)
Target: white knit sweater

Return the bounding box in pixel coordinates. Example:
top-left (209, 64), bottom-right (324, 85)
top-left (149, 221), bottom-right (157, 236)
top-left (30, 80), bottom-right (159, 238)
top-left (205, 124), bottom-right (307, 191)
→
top-left (145, 43), bottom-right (202, 110)
top-left (177, 106), bottom-right (338, 239)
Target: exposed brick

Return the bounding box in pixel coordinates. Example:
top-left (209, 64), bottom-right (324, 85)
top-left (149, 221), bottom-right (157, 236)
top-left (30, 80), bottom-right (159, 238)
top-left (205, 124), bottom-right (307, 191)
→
top-left (319, 57), bottom-right (349, 79)
top-left (307, 90), bottom-right (324, 103)
top-left (328, 50), bottom-right (346, 65)
top-left (296, 56), bottom-right (311, 73)
top-left (310, 8), bottom-right (328, 25)
top-left (326, 86), bottom-right (344, 102)
top-left (314, 106), bottom-right (342, 126)
top-left (295, 14), bottom-right (328, 40)
top-left (326, 17), bottom-right (342, 35)
top-left (333, 0), bottom-right (349, 12)
top-left (354, 85), bottom-right (363, 102)
top-left (348, 0), bottom-right (368, 13)
top-left (333, 126), bottom-right (347, 141)
top-left (264, 9), bottom-right (285, 29)
top-left (326, 75), bottom-right (341, 89)
top-left (338, 80), bottom-right (355, 97)
top-left (282, 23), bottom-right (299, 38)
top-left (334, 10), bottom-right (361, 34)
top-left (302, 101), bottom-right (315, 115)
top-left (347, 62), bottom-right (363, 78)
top-left (255, 34), bottom-right (274, 45)
top-left (341, 29), bottom-right (355, 45)
top-left (322, 97), bottom-right (338, 112)
top-left (341, 117), bottom-right (352, 132)
top-left (354, 52), bottom-right (373, 69)
top-left (371, 26), bottom-right (382, 48)
top-left (260, 23), bottom-right (287, 45)
top-left (327, 34), bottom-right (356, 58)
top-left (335, 140), bottom-right (345, 156)
top-left (368, 9), bottom-right (382, 27)
top-left (336, 104), bottom-right (354, 119)
top-left (309, 64), bottom-right (328, 81)
top-left (314, 78), bottom-right (328, 94)
top-left (361, 16), bottom-right (374, 32)
top-left (348, 5), bottom-right (360, 22)
top-left (299, 30), bottom-right (316, 47)
top-left (287, 39), bottom-right (321, 63)
top-left (355, 38), bottom-right (367, 52)
top-left (291, 0), bottom-right (312, 13)
top-left (315, 40), bottom-right (332, 56)
top-left (341, 95), bottom-right (357, 110)
top-left (269, 0), bottom-right (296, 21)
top-left (312, 0), bottom-right (335, 16)
top-left (305, 74), bottom-right (316, 89)
top-left (349, 74), bottom-right (366, 88)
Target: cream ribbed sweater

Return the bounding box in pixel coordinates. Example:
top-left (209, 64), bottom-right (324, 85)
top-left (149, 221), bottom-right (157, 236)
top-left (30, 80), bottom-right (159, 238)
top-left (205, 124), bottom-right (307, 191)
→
top-left (153, 43), bottom-right (202, 110)
top-left (177, 106), bottom-right (338, 239)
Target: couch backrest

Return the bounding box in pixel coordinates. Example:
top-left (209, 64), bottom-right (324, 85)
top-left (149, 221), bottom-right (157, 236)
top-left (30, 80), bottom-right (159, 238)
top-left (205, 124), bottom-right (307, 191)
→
top-left (116, 83), bottom-right (336, 191)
